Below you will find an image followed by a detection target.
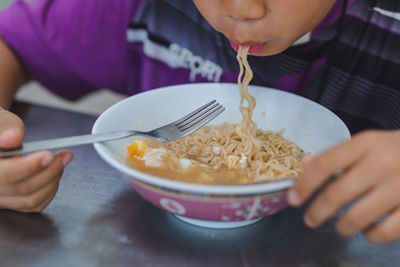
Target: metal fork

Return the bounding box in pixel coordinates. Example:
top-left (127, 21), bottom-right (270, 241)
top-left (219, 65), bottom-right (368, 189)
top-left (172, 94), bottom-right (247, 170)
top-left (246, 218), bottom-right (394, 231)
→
top-left (0, 100), bottom-right (225, 157)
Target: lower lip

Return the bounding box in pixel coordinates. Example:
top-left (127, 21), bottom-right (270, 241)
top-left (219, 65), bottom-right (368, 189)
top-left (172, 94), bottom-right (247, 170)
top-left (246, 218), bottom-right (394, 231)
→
top-left (248, 44), bottom-right (265, 54)
top-left (229, 41), bottom-right (265, 55)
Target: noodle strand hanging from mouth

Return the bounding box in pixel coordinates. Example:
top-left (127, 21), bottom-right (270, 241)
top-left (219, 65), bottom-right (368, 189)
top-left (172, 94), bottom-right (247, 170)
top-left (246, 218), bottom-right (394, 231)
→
top-left (237, 46), bottom-right (256, 131)
top-left (235, 46), bottom-right (259, 152)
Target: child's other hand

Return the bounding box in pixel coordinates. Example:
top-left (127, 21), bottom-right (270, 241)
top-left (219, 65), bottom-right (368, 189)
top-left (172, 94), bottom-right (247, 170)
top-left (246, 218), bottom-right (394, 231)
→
top-left (287, 130), bottom-right (400, 244)
top-left (0, 109), bottom-right (73, 212)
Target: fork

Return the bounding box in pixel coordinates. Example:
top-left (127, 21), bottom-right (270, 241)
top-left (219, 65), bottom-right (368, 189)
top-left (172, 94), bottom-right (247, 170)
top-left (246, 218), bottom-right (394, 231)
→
top-left (0, 100), bottom-right (225, 157)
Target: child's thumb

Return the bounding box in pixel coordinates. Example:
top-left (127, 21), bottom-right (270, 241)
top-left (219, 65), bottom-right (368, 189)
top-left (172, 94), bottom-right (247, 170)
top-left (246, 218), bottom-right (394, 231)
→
top-left (0, 108), bottom-right (25, 149)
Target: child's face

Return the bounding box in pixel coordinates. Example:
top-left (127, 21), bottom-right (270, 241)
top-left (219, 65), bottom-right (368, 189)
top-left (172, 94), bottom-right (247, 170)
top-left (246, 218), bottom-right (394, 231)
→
top-left (193, 0), bottom-right (336, 56)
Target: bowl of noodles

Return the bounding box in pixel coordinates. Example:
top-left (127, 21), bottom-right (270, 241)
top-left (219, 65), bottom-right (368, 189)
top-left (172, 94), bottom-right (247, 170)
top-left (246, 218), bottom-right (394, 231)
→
top-left (93, 46), bottom-right (350, 228)
top-left (92, 82), bottom-right (350, 229)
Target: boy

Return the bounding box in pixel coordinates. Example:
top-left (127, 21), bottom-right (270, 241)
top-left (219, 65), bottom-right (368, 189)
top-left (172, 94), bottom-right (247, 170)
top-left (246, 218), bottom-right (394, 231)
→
top-left (0, 0), bottom-right (400, 244)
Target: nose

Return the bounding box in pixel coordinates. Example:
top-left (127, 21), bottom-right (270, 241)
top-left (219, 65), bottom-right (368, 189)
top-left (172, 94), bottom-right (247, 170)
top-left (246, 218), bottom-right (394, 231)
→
top-left (221, 0), bottom-right (267, 21)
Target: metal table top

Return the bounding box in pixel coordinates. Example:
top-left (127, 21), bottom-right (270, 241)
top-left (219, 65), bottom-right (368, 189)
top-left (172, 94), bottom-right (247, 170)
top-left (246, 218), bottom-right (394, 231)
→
top-left (0, 102), bottom-right (398, 267)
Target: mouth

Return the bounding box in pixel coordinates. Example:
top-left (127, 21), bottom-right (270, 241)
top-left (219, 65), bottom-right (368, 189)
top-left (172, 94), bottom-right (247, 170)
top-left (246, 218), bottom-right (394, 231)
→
top-left (229, 40), bottom-right (266, 55)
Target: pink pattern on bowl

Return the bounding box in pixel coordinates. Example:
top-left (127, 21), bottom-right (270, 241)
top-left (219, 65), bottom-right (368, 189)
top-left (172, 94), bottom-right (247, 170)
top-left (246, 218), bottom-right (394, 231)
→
top-left (127, 177), bottom-right (289, 222)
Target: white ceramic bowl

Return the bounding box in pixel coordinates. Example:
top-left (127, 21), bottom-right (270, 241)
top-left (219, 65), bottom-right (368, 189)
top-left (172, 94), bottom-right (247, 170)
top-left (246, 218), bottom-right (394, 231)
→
top-left (92, 83), bottom-right (350, 229)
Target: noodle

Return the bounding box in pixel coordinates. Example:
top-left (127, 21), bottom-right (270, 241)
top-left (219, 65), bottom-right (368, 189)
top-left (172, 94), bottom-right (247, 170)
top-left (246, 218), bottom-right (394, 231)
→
top-left (127, 46), bottom-right (305, 184)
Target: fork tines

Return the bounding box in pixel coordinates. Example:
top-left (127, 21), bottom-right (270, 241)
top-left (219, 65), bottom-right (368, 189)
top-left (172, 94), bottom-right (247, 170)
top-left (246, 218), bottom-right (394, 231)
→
top-left (175, 100), bottom-right (225, 132)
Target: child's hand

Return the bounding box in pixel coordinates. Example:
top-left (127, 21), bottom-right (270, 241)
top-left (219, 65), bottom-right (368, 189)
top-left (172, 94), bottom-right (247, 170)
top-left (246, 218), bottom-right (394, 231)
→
top-left (0, 109), bottom-right (73, 212)
top-left (288, 129), bottom-right (400, 244)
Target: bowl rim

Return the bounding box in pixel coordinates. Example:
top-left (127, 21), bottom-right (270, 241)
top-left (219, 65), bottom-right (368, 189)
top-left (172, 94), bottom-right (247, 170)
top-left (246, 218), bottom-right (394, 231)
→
top-left (92, 82), bottom-right (350, 195)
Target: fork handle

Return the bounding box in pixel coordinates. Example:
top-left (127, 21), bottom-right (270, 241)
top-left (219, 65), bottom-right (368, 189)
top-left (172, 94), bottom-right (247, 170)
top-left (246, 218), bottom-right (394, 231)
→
top-left (0, 130), bottom-right (135, 157)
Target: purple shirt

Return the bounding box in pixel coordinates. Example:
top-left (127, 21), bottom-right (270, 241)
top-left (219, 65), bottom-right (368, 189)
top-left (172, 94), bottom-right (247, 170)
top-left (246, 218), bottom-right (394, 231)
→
top-left (0, 0), bottom-right (242, 100)
top-left (0, 0), bottom-right (143, 99)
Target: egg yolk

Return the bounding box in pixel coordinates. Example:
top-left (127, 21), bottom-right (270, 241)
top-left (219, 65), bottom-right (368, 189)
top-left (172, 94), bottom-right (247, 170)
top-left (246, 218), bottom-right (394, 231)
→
top-left (127, 140), bottom-right (148, 158)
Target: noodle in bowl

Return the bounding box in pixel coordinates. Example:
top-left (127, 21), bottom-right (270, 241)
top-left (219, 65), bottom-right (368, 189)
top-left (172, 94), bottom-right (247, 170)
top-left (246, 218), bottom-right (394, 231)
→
top-left (92, 83), bottom-right (350, 229)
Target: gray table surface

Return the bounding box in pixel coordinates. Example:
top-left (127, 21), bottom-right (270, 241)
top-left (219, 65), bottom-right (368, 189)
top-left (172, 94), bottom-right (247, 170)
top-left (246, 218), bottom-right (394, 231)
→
top-left (0, 102), bottom-right (398, 267)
